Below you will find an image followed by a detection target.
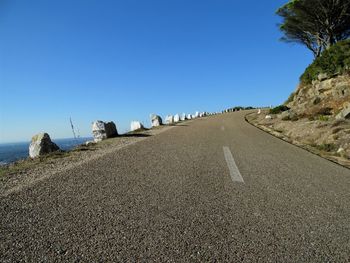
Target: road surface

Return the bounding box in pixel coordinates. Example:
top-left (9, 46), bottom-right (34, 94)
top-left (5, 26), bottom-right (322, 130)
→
top-left (1, 111), bottom-right (350, 262)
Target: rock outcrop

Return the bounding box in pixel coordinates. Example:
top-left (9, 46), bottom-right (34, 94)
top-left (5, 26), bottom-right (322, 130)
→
top-left (29, 133), bottom-right (60, 158)
top-left (150, 114), bottom-right (162, 127)
top-left (130, 121), bottom-right (144, 131)
top-left (336, 102), bottom-right (350, 119)
top-left (287, 74), bottom-right (350, 118)
top-left (181, 113), bottom-right (186, 121)
top-left (92, 121), bottom-right (118, 142)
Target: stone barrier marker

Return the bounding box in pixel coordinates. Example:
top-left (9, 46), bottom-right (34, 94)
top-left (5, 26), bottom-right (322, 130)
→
top-left (165, 115), bottom-right (174, 124)
top-left (92, 121), bottom-right (118, 142)
top-left (174, 114), bottom-right (180, 123)
top-left (130, 121), bottom-right (144, 131)
top-left (150, 114), bottom-right (162, 127)
top-left (29, 133), bottom-right (60, 158)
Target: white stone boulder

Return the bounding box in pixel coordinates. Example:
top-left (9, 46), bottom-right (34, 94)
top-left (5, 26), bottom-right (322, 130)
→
top-left (195, 111), bottom-right (200, 118)
top-left (92, 121), bottom-right (118, 142)
top-left (150, 114), bottom-right (162, 127)
top-left (165, 115), bottom-right (174, 124)
top-left (130, 121), bottom-right (144, 131)
top-left (29, 133), bottom-right (60, 158)
top-left (180, 113), bottom-right (186, 121)
top-left (265, 115), bottom-right (272, 120)
top-left (187, 114), bottom-right (192, 120)
top-left (174, 114), bottom-right (180, 123)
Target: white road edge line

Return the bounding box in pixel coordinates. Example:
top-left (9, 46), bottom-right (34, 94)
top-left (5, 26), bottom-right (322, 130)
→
top-left (223, 146), bottom-right (245, 183)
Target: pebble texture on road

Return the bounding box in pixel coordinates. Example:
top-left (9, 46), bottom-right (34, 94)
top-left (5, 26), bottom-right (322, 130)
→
top-left (1, 112), bottom-right (350, 262)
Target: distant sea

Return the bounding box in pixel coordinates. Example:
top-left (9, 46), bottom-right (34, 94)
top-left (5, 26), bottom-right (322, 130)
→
top-left (0, 137), bottom-right (92, 166)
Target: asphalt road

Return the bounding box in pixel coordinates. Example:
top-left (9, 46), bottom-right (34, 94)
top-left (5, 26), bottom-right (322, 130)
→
top-left (1, 111), bottom-right (350, 262)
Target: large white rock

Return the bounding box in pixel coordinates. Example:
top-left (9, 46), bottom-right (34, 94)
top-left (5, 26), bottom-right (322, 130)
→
top-left (195, 111), bottom-right (200, 118)
top-left (180, 113), bottom-right (186, 121)
top-left (174, 114), bottom-right (180, 123)
top-left (29, 133), bottom-right (60, 158)
top-left (92, 121), bottom-right (118, 142)
top-left (150, 114), bottom-right (162, 127)
top-left (187, 114), bottom-right (192, 120)
top-left (130, 121), bottom-right (144, 131)
top-left (165, 115), bottom-right (174, 124)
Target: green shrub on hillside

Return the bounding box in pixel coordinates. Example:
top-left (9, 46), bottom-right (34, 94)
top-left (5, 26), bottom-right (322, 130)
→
top-left (300, 40), bottom-right (350, 84)
top-left (269, 105), bottom-right (290, 114)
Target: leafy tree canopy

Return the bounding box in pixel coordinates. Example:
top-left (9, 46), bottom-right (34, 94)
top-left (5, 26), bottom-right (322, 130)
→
top-left (277, 0), bottom-right (350, 58)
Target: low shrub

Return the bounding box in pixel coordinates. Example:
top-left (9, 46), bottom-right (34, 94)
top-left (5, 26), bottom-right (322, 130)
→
top-left (300, 40), bottom-right (350, 84)
top-left (315, 143), bottom-right (337, 152)
top-left (269, 105), bottom-right (290, 114)
top-left (318, 115), bottom-right (329, 122)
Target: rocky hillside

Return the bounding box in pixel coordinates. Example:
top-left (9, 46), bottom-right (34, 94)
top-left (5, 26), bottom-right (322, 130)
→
top-left (287, 73), bottom-right (350, 119)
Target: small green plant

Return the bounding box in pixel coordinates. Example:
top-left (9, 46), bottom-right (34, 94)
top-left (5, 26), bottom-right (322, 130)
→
top-left (315, 143), bottom-right (337, 152)
top-left (269, 105), bottom-right (290, 114)
top-left (318, 115), bottom-right (329, 121)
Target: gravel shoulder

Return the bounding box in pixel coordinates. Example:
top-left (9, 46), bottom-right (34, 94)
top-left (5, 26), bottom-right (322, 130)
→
top-left (246, 110), bottom-right (350, 169)
top-left (0, 125), bottom-right (176, 197)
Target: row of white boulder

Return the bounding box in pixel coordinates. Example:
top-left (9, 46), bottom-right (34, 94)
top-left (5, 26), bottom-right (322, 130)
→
top-left (92, 111), bottom-right (209, 142)
top-left (28, 111), bottom-right (209, 158)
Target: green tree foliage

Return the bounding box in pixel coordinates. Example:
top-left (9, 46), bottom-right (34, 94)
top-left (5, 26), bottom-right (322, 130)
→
top-left (300, 39), bottom-right (350, 84)
top-left (277, 0), bottom-right (350, 58)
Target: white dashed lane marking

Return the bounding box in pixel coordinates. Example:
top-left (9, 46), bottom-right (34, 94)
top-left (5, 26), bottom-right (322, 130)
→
top-left (223, 146), bottom-right (244, 183)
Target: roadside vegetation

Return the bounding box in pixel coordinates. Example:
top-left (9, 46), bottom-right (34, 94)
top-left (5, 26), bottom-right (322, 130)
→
top-left (301, 40), bottom-right (350, 84)
top-left (277, 0), bottom-right (350, 106)
top-left (269, 105), bottom-right (290, 114)
top-left (277, 0), bottom-right (350, 58)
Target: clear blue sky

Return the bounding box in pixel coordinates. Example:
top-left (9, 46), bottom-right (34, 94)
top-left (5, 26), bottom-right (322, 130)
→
top-left (0, 0), bottom-right (313, 143)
